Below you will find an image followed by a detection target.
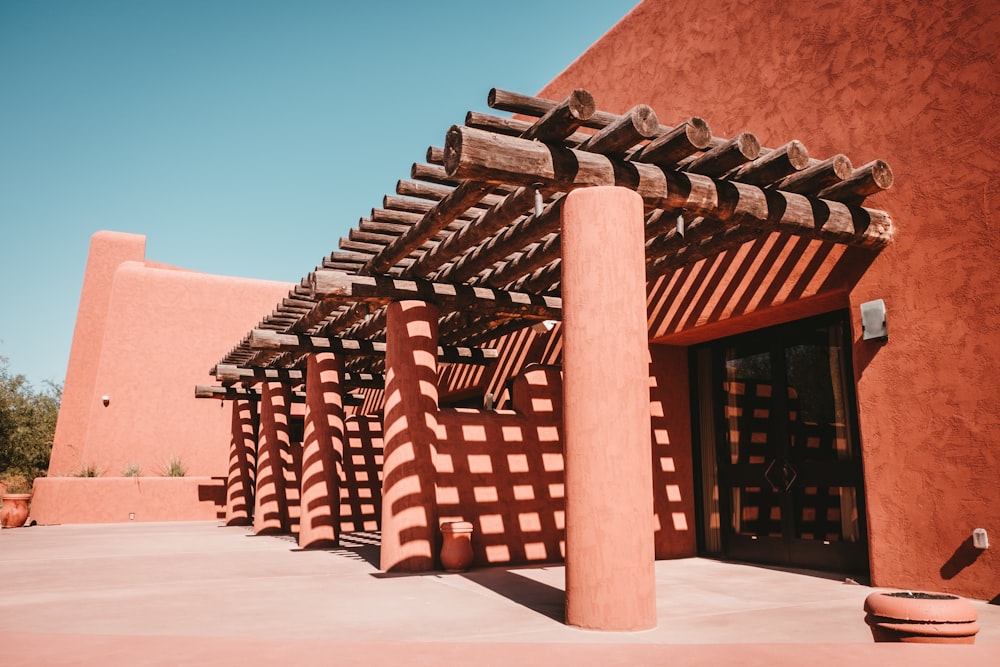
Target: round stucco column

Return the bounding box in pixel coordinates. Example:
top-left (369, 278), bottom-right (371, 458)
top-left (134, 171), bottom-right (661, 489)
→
top-left (380, 301), bottom-right (441, 572)
top-left (254, 381), bottom-right (292, 535)
top-left (299, 352), bottom-right (346, 548)
top-left (562, 186), bottom-right (656, 630)
top-left (225, 398), bottom-right (257, 526)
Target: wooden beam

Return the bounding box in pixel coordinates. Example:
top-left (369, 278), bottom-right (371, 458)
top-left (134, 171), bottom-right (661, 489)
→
top-left (476, 233), bottom-right (561, 289)
top-left (519, 89), bottom-right (596, 143)
top-left (432, 194), bottom-right (564, 285)
top-left (818, 160), bottom-right (894, 202)
top-left (773, 154), bottom-right (853, 194)
top-left (197, 385), bottom-right (366, 405)
top-left (209, 388), bottom-right (361, 406)
top-left (365, 180), bottom-right (495, 275)
top-left (195, 385), bottom-right (260, 401)
top-left (731, 140), bottom-right (810, 186)
top-left (578, 104), bottom-right (659, 157)
top-left (685, 132), bottom-right (761, 177)
top-left (444, 125), bottom-right (892, 247)
top-left (405, 185), bottom-right (541, 278)
top-left (214, 364), bottom-right (305, 384)
top-left (248, 329), bottom-right (498, 365)
top-left (488, 87), bottom-right (619, 131)
top-left (309, 270), bottom-right (561, 320)
top-left (632, 117), bottom-right (713, 166)
top-left (399, 90), bottom-right (597, 280)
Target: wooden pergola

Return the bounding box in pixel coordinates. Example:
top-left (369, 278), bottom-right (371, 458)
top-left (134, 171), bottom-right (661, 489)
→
top-left (201, 87), bottom-right (893, 393)
top-left (197, 87), bottom-right (893, 631)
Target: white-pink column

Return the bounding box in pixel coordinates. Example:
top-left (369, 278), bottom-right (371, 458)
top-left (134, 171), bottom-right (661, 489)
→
top-left (299, 352), bottom-right (345, 548)
top-left (379, 301), bottom-right (441, 572)
top-left (254, 381), bottom-right (291, 535)
top-left (561, 186), bottom-right (656, 630)
top-left (225, 398), bottom-right (257, 526)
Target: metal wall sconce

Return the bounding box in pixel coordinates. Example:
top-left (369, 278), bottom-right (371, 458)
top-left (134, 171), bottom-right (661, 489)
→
top-left (860, 299), bottom-right (888, 341)
top-left (101, 395), bottom-right (110, 407)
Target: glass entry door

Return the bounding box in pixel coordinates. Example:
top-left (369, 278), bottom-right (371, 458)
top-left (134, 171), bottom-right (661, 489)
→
top-left (697, 312), bottom-right (868, 572)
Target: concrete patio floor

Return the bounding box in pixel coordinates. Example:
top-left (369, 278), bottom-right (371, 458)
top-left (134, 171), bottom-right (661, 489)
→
top-left (1, 521), bottom-right (997, 665)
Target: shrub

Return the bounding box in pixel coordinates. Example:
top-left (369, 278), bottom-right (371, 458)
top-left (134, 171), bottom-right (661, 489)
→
top-left (73, 465), bottom-right (102, 478)
top-left (122, 463), bottom-right (142, 477)
top-left (160, 456), bottom-right (186, 477)
top-left (0, 473), bottom-right (32, 495)
top-left (0, 357), bottom-right (60, 487)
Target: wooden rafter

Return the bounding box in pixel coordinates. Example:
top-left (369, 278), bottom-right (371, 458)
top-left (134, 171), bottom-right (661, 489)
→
top-left (308, 270), bottom-right (561, 321)
top-left (248, 329), bottom-right (498, 365)
top-left (211, 86), bottom-right (894, 386)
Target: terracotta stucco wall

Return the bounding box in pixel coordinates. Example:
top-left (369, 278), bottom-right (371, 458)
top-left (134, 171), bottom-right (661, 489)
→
top-left (37, 231), bottom-right (291, 524)
top-left (48, 231), bottom-right (146, 474)
top-left (539, 0), bottom-right (999, 599)
top-left (77, 261), bottom-right (291, 476)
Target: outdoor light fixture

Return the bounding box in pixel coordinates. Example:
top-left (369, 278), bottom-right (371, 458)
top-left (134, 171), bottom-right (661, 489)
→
top-left (860, 299), bottom-right (888, 341)
top-left (101, 395), bottom-right (110, 407)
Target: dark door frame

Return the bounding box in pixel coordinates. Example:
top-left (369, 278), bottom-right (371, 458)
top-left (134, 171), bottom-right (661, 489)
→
top-left (690, 310), bottom-right (870, 574)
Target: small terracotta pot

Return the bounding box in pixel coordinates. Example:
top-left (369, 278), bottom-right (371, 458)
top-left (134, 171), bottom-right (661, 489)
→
top-left (439, 521), bottom-right (474, 572)
top-left (864, 591), bottom-right (979, 644)
top-left (1, 494), bottom-right (31, 529)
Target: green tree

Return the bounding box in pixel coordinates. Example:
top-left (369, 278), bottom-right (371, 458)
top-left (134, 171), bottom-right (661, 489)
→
top-left (0, 357), bottom-right (61, 489)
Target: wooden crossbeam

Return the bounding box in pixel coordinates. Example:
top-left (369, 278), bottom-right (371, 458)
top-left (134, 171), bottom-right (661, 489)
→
top-left (214, 364), bottom-right (305, 384)
top-left (308, 270), bottom-right (561, 321)
top-left (444, 125), bottom-right (893, 247)
top-left (248, 329), bottom-right (498, 365)
top-left (195, 385), bottom-right (365, 405)
top-left (195, 385), bottom-right (261, 400)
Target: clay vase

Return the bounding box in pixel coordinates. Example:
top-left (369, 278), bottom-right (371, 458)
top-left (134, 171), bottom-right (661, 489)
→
top-left (0, 494), bottom-right (31, 529)
top-left (864, 591), bottom-right (979, 644)
top-left (439, 521), bottom-right (474, 572)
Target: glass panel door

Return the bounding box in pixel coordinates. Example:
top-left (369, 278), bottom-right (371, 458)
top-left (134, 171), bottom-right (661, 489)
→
top-left (698, 312), bottom-right (868, 572)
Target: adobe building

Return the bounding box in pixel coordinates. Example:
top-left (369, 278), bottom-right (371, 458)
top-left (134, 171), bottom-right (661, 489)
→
top-left (36, 0), bottom-right (997, 630)
top-left (31, 231), bottom-right (290, 523)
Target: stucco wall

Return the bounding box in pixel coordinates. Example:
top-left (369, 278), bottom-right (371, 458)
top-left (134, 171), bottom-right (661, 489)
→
top-left (540, 0), bottom-right (999, 599)
top-left (38, 231), bottom-right (291, 524)
top-left (48, 231), bottom-right (147, 474)
top-left (30, 477), bottom-right (226, 524)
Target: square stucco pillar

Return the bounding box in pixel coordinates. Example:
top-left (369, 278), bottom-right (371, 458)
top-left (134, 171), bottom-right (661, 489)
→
top-left (379, 301), bottom-right (441, 572)
top-left (299, 352), bottom-right (346, 549)
top-left (562, 186), bottom-right (656, 630)
top-left (254, 381), bottom-right (292, 535)
top-left (225, 398), bottom-right (258, 526)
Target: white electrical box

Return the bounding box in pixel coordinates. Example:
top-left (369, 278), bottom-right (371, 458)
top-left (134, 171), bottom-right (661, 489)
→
top-left (860, 299), bottom-right (888, 341)
top-left (972, 528), bottom-right (989, 549)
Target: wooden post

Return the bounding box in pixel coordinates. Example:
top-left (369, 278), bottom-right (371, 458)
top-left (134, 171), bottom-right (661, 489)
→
top-left (379, 301), bottom-right (441, 572)
top-left (562, 186), bottom-right (656, 631)
top-left (225, 398), bottom-right (257, 526)
top-left (299, 352), bottom-right (345, 548)
top-left (254, 382), bottom-right (291, 535)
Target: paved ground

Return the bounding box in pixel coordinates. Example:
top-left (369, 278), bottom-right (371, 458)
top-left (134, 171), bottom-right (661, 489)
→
top-left (1, 522), bottom-right (997, 665)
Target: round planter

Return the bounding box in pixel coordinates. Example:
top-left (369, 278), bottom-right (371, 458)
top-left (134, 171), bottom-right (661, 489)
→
top-left (439, 521), bottom-right (474, 572)
top-left (864, 591), bottom-right (979, 644)
top-left (0, 493), bottom-right (31, 529)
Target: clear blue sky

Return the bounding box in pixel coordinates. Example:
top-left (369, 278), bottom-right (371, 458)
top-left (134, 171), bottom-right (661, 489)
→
top-left (0, 0), bottom-right (638, 389)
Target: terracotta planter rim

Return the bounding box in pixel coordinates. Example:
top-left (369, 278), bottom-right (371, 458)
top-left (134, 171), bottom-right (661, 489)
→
top-left (1, 493), bottom-right (32, 500)
top-left (874, 620), bottom-right (981, 638)
top-left (440, 521), bottom-right (474, 534)
top-left (864, 590), bottom-right (978, 624)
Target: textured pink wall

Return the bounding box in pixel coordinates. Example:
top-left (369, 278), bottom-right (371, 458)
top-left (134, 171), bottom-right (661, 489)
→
top-left (541, 0), bottom-right (999, 599)
top-left (30, 477), bottom-right (225, 524)
top-left (76, 262), bottom-right (290, 477)
top-left (434, 366), bottom-right (565, 567)
top-left (48, 232), bottom-right (146, 474)
top-left (39, 231), bottom-right (290, 524)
